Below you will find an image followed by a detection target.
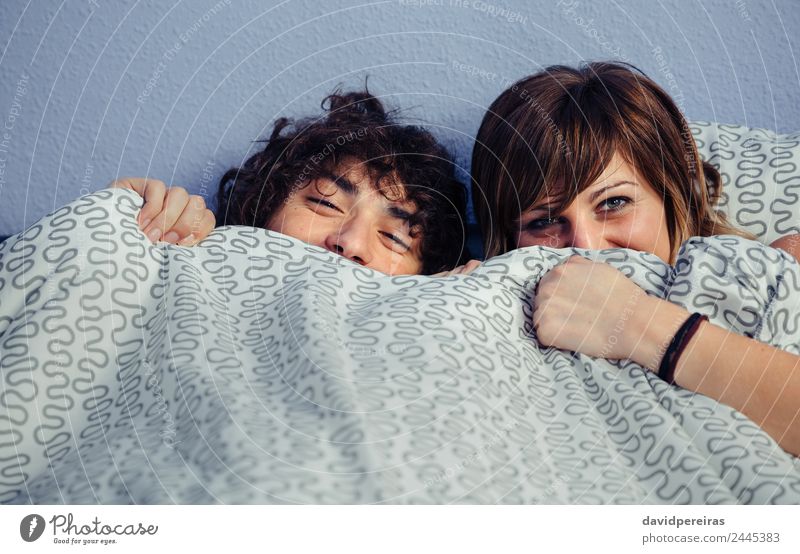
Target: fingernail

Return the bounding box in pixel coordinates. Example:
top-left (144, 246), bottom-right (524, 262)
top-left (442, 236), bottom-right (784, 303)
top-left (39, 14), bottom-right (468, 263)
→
top-left (163, 231), bottom-right (179, 244)
top-left (147, 228), bottom-right (162, 242)
top-left (141, 218), bottom-right (151, 229)
top-left (178, 234), bottom-right (195, 246)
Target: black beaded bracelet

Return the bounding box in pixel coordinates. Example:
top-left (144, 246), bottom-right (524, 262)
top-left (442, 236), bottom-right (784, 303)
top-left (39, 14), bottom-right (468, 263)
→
top-left (657, 312), bottom-right (708, 384)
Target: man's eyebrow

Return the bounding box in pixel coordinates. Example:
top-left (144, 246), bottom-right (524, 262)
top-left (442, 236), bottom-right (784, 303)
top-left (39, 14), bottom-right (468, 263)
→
top-left (319, 170), bottom-right (357, 195)
top-left (589, 181), bottom-right (634, 203)
top-left (386, 205), bottom-right (414, 222)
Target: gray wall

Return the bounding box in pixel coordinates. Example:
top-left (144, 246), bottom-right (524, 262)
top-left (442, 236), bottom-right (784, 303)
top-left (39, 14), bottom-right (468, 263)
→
top-left (1, 0), bottom-right (798, 235)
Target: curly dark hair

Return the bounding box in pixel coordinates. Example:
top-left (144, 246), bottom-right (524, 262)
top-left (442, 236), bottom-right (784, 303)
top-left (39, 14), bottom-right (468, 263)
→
top-left (215, 89), bottom-right (469, 274)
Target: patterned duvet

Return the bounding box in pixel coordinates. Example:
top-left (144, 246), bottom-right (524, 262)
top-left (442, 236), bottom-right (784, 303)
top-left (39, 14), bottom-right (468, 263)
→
top-left (1, 188), bottom-right (799, 504)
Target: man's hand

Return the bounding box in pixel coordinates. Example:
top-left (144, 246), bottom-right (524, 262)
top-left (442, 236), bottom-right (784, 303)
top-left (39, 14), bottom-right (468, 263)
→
top-left (108, 177), bottom-right (215, 246)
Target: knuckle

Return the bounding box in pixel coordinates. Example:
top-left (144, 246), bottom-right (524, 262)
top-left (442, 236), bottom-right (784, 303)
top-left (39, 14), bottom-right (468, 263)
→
top-left (536, 282), bottom-right (551, 297)
top-left (167, 186), bottom-right (189, 202)
top-left (535, 324), bottom-right (552, 345)
top-left (199, 212), bottom-right (216, 234)
top-left (171, 217), bottom-right (192, 232)
top-left (149, 216), bottom-right (166, 230)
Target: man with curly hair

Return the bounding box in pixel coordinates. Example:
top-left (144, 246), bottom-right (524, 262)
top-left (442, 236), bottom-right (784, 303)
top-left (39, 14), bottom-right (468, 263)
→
top-left (112, 90), bottom-right (471, 275)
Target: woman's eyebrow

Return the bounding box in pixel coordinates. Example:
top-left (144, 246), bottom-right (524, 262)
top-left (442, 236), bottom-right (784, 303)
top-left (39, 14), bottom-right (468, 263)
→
top-left (528, 202), bottom-right (561, 215)
top-left (589, 180), bottom-right (635, 203)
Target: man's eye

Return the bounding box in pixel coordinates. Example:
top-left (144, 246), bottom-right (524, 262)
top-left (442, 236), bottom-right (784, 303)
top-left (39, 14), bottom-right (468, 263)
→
top-left (600, 197), bottom-right (631, 212)
top-left (526, 217), bottom-right (561, 231)
top-left (308, 197), bottom-right (340, 211)
top-left (381, 231), bottom-right (410, 251)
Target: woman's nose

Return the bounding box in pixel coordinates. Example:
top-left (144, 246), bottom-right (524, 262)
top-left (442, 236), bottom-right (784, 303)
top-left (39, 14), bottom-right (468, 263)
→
top-left (567, 218), bottom-right (614, 250)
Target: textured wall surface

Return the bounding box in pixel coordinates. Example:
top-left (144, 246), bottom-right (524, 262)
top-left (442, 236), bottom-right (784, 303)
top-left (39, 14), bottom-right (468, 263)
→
top-left (1, 0), bottom-right (798, 235)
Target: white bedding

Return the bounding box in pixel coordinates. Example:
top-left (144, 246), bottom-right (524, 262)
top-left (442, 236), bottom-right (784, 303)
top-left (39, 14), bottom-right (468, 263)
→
top-left (1, 188), bottom-right (799, 504)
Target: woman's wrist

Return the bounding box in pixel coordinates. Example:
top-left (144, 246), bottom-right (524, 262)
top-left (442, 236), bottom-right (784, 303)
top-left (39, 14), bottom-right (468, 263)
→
top-left (628, 296), bottom-right (692, 372)
top-left (657, 313), bottom-right (708, 383)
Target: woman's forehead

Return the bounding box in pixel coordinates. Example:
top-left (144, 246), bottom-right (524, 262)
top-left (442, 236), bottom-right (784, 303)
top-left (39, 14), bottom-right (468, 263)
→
top-left (525, 151), bottom-right (646, 210)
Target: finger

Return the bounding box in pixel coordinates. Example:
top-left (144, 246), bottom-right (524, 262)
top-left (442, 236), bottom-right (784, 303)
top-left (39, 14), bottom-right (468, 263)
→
top-left (161, 195), bottom-right (207, 243)
top-left (142, 187), bottom-right (189, 242)
top-left (531, 306), bottom-right (547, 341)
top-left (433, 263), bottom-right (464, 277)
top-left (136, 179), bottom-right (168, 227)
top-left (535, 282), bottom-right (554, 302)
top-left (108, 177), bottom-right (146, 192)
top-left (451, 260), bottom-right (482, 275)
top-left (107, 178), bottom-right (165, 227)
top-left (178, 210), bottom-right (216, 246)
top-left (464, 259), bottom-right (482, 273)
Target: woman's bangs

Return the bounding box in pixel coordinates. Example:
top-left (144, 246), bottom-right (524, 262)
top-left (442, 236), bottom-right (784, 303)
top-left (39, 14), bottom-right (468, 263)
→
top-left (541, 101), bottom-right (617, 213)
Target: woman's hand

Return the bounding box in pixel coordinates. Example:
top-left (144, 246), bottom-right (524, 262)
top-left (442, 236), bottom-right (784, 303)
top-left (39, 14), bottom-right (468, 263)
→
top-left (432, 259), bottom-right (482, 277)
top-left (108, 177), bottom-right (215, 246)
top-left (533, 255), bottom-right (800, 456)
top-left (533, 256), bottom-right (641, 359)
top-left (532, 255), bottom-right (688, 366)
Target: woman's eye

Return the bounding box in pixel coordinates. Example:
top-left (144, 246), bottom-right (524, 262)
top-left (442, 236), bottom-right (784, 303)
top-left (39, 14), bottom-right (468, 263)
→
top-left (526, 217), bottom-right (561, 231)
top-left (600, 196), bottom-right (631, 212)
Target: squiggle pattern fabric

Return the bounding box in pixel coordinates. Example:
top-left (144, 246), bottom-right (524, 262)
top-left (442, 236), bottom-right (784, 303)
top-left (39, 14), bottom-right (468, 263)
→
top-left (691, 121), bottom-right (800, 244)
top-left (1, 189), bottom-right (799, 504)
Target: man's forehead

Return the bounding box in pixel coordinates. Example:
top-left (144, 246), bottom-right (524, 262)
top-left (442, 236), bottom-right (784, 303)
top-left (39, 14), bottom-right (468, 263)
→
top-left (324, 162), bottom-right (417, 216)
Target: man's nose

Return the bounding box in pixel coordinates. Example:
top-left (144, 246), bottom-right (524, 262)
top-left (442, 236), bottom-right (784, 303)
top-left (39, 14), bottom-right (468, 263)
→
top-left (567, 218), bottom-right (614, 251)
top-left (324, 219), bottom-right (372, 266)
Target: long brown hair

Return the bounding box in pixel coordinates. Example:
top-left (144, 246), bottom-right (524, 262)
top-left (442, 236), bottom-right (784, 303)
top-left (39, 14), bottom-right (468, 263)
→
top-left (471, 62), bottom-right (752, 261)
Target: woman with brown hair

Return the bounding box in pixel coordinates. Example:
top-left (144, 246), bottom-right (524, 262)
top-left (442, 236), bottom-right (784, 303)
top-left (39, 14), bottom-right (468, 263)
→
top-left (470, 62), bottom-right (800, 456)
